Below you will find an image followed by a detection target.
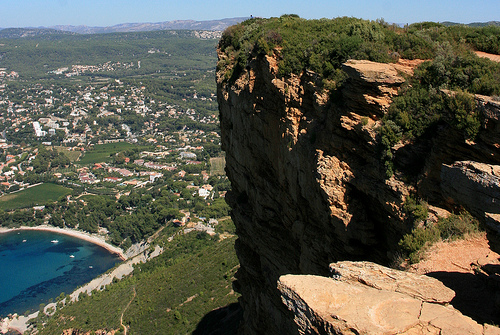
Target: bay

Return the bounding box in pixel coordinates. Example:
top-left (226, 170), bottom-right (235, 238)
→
top-left (0, 230), bottom-right (122, 317)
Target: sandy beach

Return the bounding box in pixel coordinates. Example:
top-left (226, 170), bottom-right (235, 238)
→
top-left (0, 224), bottom-right (208, 333)
top-left (0, 225), bottom-right (129, 334)
top-left (0, 239), bottom-right (161, 334)
top-left (0, 225), bottom-right (126, 260)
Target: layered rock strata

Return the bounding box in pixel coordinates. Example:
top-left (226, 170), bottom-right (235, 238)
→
top-left (279, 261), bottom-right (498, 335)
top-left (217, 48), bottom-right (500, 333)
top-left (442, 161), bottom-right (500, 222)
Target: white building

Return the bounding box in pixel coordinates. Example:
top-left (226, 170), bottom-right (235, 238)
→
top-left (149, 173), bottom-right (163, 182)
top-left (198, 188), bottom-right (210, 199)
top-left (180, 152), bottom-right (197, 160)
top-left (33, 121), bottom-right (46, 137)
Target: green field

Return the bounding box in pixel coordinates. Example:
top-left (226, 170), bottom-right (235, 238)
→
top-left (210, 156), bottom-right (226, 176)
top-left (78, 142), bottom-right (136, 165)
top-left (54, 146), bottom-right (82, 162)
top-left (0, 183), bottom-right (73, 210)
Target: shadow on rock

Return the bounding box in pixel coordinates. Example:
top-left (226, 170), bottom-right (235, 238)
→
top-left (427, 270), bottom-right (500, 325)
top-left (192, 302), bottom-right (243, 335)
top-left (486, 229), bottom-right (500, 255)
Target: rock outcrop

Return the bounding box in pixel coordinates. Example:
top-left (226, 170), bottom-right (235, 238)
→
top-left (441, 161), bottom-right (500, 217)
top-left (341, 59), bottom-right (416, 118)
top-left (217, 42), bottom-right (500, 333)
top-left (279, 262), bottom-right (499, 335)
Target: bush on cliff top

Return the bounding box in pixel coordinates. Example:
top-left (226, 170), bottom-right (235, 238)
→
top-left (219, 16), bottom-right (400, 85)
top-left (218, 15), bottom-right (500, 84)
top-left (378, 42), bottom-right (499, 177)
top-left (220, 15), bottom-right (500, 179)
top-left (399, 211), bottom-right (481, 264)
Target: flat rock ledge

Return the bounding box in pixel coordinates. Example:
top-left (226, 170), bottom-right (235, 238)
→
top-left (278, 261), bottom-right (500, 335)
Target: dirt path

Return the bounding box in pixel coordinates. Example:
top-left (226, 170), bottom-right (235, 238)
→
top-left (410, 233), bottom-right (500, 274)
top-left (410, 233), bottom-right (500, 325)
top-left (475, 51), bottom-right (500, 63)
top-left (120, 287), bottom-right (136, 335)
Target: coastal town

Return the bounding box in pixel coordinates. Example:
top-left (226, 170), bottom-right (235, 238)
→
top-left (0, 26), bottom-right (238, 332)
top-left (0, 62), bottom-right (224, 193)
top-left (0, 51), bottom-right (230, 245)
top-left (0, 27), bottom-right (241, 334)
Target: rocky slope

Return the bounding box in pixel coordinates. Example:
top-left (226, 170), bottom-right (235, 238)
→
top-left (217, 42), bottom-right (500, 334)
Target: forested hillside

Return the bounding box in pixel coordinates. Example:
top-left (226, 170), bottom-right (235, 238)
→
top-left (0, 30), bottom-right (217, 78)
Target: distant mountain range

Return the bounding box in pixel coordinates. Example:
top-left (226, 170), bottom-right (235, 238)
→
top-left (0, 17), bottom-right (249, 37)
top-left (441, 21), bottom-right (500, 27)
top-left (0, 18), bottom-right (498, 39)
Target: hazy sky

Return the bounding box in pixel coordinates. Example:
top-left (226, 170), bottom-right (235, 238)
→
top-left (1, 0), bottom-right (499, 28)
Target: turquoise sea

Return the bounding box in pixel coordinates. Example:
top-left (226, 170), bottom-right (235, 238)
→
top-left (0, 230), bottom-right (122, 317)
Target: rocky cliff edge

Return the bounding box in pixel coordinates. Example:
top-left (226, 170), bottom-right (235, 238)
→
top-left (217, 46), bottom-right (500, 333)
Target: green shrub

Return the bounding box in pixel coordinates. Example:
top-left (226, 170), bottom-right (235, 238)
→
top-left (377, 120), bottom-right (402, 177)
top-left (386, 86), bottom-right (445, 141)
top-left (447, 90), bottom-right (481, 140)
top-left (398, 210), bottom-right (481, 264)
top-left (404, 196), bottom-right (429, 223)
top-left (399, 225), bottom-right (440, 264)
top-left (437, 211), bottom-right (480, 240)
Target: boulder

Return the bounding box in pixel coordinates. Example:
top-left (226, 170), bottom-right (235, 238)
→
top-left (279, 261), bottom-right (492, 335)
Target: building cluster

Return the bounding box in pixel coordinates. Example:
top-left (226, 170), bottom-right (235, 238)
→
top-left (0, 62), bottom-right (226, 205)
top-left (0, 69), bottom-right (19, 79)
top-left (48, 62), bottom-right (135, 77)
top-left (0, 79), bottom-right (218, 148)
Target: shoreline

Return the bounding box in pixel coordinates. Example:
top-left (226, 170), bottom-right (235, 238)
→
top-left (0, 225), bottom-right (127, 261)
top-left (0, 225), bottom-right (129, 334)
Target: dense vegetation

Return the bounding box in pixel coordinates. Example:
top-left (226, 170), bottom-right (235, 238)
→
top-left (0, 30), bottom-right (216, 79)
top-left (218, 16), bottom-right (500, 179)
top-left (34, 228), bottom-right (240, 334)
top-left (218, 15), bottom-right (500, 85)
top-left (0, 176), bottom-right (230, 248)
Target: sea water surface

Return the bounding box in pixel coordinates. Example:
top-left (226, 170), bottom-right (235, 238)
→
top-left (0, 230), bottom-right (122, 317)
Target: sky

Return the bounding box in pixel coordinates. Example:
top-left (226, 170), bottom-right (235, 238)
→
top-left (0, 0), bottom-right (499, 28)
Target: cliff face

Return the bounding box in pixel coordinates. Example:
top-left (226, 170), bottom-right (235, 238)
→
top-left (217, 49), bottom-right (500, 333)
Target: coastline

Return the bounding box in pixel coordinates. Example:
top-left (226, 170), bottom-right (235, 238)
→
top-left (0, 225), bottom-right (127, 261)
top-left (0, 225), bottom-right (130, 334)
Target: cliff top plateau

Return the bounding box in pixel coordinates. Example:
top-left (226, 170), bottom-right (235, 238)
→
top-left (217, 15), bottom-right (500, 334)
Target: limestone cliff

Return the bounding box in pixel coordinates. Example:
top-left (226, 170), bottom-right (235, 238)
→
top-left (279, 262), bottom-right (489, 335)
top-left (217, 36), bottom-right (500, 334)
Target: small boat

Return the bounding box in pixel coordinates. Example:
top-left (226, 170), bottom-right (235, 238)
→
top-left (51, 240), bottom-right (59, 243)
top-left (69, 255), bottom-right (75, 258)
top-left (22, 239), bottom-right (27, 242)
top-left (89, 266), bottom-right (93, 269)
